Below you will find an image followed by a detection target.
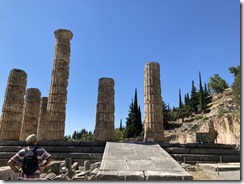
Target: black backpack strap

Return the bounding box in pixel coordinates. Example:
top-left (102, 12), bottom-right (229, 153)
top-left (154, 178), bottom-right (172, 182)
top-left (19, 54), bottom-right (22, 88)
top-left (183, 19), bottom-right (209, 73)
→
top-left (33, 146), bottom-right (39, 154)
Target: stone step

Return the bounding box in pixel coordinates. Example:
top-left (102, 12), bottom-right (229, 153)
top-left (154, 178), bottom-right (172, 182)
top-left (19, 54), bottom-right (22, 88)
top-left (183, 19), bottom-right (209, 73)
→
top-left (198, 163), bottom-right (240, 171)
top-left (0, 146), bottom-right (23, 152)
top-left (165, 148), bottom-right (240, 155)
top-left (0, 146), bottom-right (104, 153)
top-left (171, 154), bottom-right (240, 163)
top-left (0, 140), bottom-right (106, 147)
top-left (0, 152), bottom-right (101, 158)
top-left (159, 142), bottom-right (237, 149)
top-left (44, 146), bottom-right (104, 153)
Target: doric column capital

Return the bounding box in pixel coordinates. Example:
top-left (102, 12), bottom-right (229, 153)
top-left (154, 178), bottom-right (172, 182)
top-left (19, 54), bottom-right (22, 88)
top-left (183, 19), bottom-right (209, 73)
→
top-left (54, 29), bottom-right (73, 41)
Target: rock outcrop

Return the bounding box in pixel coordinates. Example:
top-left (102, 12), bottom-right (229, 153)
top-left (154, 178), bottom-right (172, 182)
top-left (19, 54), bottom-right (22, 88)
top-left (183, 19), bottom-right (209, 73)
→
top-left (165, 88), bottom-right (240, 146)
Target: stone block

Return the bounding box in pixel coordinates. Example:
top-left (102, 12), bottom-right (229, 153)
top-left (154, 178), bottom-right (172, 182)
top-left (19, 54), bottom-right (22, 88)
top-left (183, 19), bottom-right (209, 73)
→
top-left (144, 171), bottom-right (193, 180)
top-left (0, 166), bottom-right (19, 180)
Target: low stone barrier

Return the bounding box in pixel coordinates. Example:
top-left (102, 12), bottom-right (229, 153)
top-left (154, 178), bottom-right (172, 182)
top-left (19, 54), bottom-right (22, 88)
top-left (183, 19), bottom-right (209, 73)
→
top-left (0, 166), bottom-right (18, 180)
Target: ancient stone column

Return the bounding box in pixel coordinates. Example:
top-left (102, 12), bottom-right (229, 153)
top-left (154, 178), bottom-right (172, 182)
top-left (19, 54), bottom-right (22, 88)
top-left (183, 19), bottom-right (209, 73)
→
top-left (36, 97), bottom-right (48, 140)
top-left (94, 78), bottom-right (115, 141)
top-left (20, 88), bottom-right (41, 140)
top-left (144, 62), bottom-right (164, 142)
top-left (0, 69), bottom-right (27, 140)
top-left (46, 29), bottom-right (73, 140)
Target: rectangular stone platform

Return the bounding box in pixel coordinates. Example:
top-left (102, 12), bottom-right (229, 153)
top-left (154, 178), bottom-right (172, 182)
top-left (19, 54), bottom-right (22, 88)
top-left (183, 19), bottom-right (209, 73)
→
top-left (97, 142), bottom-right (193, 180)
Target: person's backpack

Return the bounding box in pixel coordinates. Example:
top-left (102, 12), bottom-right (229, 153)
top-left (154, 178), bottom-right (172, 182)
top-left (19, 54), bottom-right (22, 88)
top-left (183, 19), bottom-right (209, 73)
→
top-left (22, 147), bottom-right (39, 175)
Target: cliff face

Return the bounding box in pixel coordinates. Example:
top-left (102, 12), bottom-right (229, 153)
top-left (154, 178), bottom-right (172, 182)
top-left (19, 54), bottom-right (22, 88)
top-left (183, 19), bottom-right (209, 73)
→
top-left (199, 113), bottom-right (240, 145)
top-left (167, 88), bottom-right (240, 146)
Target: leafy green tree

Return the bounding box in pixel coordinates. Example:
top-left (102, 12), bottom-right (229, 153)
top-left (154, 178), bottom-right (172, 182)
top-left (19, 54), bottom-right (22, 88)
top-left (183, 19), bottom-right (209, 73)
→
top-left (208, 74), bottom-right (229, 94)
top-left (177, 105), bottom-right (191, 122)
top-left (190, 80), bottom-right (199, 113)
top-left (72, 131), bottom-right (77, 140)
top-left (229, 65), bottom-right (240, 107)
top-left (114, 128), bottom-right (124, 141)
top-left (229, 66), bottom-right (240, 77)
top-left (71, 129), bottom-right (94, 141)
top-left (169, 107), bottom-right (178, 121)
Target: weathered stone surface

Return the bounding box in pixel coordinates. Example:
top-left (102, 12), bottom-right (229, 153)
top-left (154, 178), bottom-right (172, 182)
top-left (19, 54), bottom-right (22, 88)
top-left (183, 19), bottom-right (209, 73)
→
top-left (84, 160), bottom-right (90, 171)
top-left (20, 88), bottom-right (41, 140)
top-left (94, 78), bottom-right (115, 141)
top-left (0, 166), bottom-right (19, 180)
top-left (0, 69), bottom-right (27, 140)
top-left (144, 62), bottom-right (164, 142)
top-left (37, 97), bottom-right (48, 140)
top-left (46, 29), bottom-right (73, 140)
top-left (98, 142), bottom-right (192, 180)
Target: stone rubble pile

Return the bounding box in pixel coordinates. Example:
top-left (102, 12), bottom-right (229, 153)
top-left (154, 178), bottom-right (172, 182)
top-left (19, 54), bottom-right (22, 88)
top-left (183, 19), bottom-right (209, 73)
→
top-left (41, 160), bottom-right (101, 181)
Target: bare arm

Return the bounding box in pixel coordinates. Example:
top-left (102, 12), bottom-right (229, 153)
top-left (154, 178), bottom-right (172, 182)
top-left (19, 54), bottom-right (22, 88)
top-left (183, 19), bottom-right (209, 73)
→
top-left (38, 156), bottom-right (53, 173)
top-left (7, 160), bottom-right (20, 173)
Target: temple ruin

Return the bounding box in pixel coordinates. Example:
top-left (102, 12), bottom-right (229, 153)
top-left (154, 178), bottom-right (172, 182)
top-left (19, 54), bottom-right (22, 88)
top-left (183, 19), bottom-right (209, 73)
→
top-left (0, 31), bottom-right (164, 142)
top-left (45, 29), bottom-right (73, 140)
top-left (94, 78), bottom-right (115, 141)
top-left (144, 62), bottom-right (164, 142)
top-left (20, 88), bottom-right (41, 140)
top-left (0, 69), bottom-right (27, 140)
top-left (36, 97), bottom-right (48, 140)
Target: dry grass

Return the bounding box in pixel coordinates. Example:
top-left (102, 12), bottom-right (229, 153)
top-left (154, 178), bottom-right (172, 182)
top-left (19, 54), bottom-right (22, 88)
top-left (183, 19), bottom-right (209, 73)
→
top-left (188, 170), bottom-right (218, 180)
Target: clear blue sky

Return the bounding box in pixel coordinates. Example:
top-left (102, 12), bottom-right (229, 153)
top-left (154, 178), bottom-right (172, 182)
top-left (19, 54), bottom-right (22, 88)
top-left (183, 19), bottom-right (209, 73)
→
top-left (0, 0), bottom-right (240, 136)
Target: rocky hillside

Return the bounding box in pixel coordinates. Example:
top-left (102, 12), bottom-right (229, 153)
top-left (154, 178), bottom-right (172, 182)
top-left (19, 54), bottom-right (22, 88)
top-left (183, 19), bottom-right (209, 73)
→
top-left (165, 88), bottom-right (240, 147)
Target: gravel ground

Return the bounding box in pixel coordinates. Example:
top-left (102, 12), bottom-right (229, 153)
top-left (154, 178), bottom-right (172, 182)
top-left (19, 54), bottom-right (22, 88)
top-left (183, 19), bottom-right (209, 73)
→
top-left (188, 170), bottom-right (241, 181)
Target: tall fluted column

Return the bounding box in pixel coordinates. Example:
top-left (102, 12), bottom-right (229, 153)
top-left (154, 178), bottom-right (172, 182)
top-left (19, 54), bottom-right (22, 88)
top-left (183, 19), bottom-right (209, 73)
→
top-left (20, 88), bottom-right (41, 140)
top-left (37, 97), bottom-right (48, 140)
top-left (0, 69), bottom-right (27, 140)
top-left (144, 62), bottom-right (164, 142)
top-left (94, 78), bottom-right (115, 141)
top-left (46, 29), bottom-right (73, 140)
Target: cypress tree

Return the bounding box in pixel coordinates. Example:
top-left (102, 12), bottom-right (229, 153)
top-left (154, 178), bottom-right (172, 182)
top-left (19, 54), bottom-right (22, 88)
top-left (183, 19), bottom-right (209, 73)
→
top-left (184, 93), bottom-right (190, 107)
top-left (125, 99), bottom-right (136, 138)
top-left (190, 80), bottom-right (199, 113)
top-left (204, 83), bottom-right (209, 97)
top-left (119, 119), bottom-right (123, 131)
top-left (199, 72), bottom-right (205, 113)
top-left (137, 106), bottom-right (142, 134)
top-left (125, 89), bottom-right (143, 138)
top-left (133, 89), bottom-right (142, 136)
top-left (179, 89), bottom-right (183, 108)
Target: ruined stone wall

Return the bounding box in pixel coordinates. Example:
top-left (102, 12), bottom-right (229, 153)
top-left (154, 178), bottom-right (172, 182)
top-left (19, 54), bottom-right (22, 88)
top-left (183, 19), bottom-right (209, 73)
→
top-left (0, 69), bottom-right (27, 140)
top-left (144, 62), bottom-right (164, 142)
top-left (46, 29), bottom-right (73, 140)
top-left (37, 97), bottom-right (48, 140)
top-left (94, 78), bottom-right (115, 141)
top-left (20, 88), bottom-right (41, 140)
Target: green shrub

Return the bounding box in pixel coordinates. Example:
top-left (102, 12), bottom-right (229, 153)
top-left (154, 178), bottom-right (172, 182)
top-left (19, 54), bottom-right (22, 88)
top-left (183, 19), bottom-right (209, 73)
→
top-left (195, 115), bottom-right (203, 120)
top-left (217, 108), bottom-right (230, 118)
